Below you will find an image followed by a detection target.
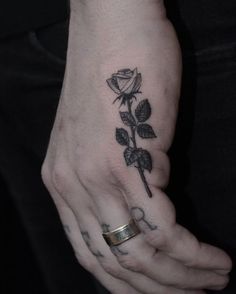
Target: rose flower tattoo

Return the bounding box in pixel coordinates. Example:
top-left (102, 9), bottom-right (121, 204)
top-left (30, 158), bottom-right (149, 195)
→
top-left (106, 68), bottom-right (157, 197)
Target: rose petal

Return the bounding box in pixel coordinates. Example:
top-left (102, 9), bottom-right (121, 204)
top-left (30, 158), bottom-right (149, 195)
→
top-left (133, 68), bottom-right (138, 75)
top-left (117, 77), bottom-right (130, 91)
top-left (118, 68), bottom-right (132, 74)
top-left (106, 78), bottom-right (121, 94)
top-left (112, 73), bottom-right (130, 79)
top-left (132, 73), bottom-right (142, 92)
top-left (123, 78), bottom-right (137, 94)
top-left (118, 68), bottom-right (133, 77)
top-left (121, 68), bottom-right (138, 94)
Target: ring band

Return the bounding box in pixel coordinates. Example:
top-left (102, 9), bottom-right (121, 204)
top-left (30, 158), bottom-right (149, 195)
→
top-left (102, 219), bottom-right (140, 246)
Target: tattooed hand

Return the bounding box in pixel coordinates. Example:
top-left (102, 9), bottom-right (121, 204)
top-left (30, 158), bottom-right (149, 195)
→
top-left (42, 1), bottom-right (232, 293)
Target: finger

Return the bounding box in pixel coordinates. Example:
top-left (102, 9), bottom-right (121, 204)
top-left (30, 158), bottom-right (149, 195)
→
top-left (166, 224), bottom-right (233, 274)
top-left (68, 188), bottom-right (181, 294)
top-left (58, 176), bottom-right (206, 293)
top-left (115, 232), bottom-right (228, 290)
top-left (47, 157), bottom-right (230, 290)
top-left (77, 209), bottom-right (205, 294)
top-left (91, 191), bottom-right (228, 291)
top-left (120, 169), bottom-right (232, 274)
top-left (47, 185), bottom-right (141, 294)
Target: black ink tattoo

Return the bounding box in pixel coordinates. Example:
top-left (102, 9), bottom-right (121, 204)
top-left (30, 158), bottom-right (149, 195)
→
top-left (106, 68), bottom-right (156, 198)
top-left (111, 246), bottom-right (128, 257)
top-left (101, 224), bottom-right (110, 234)
top-left (131, 207), bottom-right (157, 232)
top-left (102, 224), bottom-right (128, 256)
top-left (81, 231), bottom-right (104, 258)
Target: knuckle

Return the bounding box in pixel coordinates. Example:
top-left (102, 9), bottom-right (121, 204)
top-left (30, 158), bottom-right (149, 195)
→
top-left (41, 163), bottom-right (51, 187)
top-left (76, 167), bottom-right (95, 188)
top-left (144, 230), bottom-right (167, 249)
top-left (41, 159), bottom-right (72, 196)
top-left (51, 162), bottom-right (70, 194)
top-left (75, 155), bottom-right (120, 191)
top-left (75, 157), bottom-right (101, 188)
top-left (117, 255), bottom-right (142, 272)
top-left (106, 154), bottom-right (129, 181)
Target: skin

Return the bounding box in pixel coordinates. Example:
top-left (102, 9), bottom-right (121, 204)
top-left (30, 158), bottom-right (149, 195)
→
top-left (42, 1), bottom-right (232, 293)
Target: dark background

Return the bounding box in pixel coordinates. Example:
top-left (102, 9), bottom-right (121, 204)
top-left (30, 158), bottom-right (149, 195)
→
top-left (1, 1), bottom-right (236, 293)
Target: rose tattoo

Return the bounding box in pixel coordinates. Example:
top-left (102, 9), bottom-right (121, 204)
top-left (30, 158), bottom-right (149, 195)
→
top-left (106, 68), bottom-right (156, 197)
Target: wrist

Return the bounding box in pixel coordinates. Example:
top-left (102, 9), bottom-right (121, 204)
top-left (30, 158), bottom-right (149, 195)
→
top-left (67, 4), bottom-right (174, 67)
top-left (69, 0), bottom-right (167, 48)
top-left (70, 0), bottom-right (166, 19)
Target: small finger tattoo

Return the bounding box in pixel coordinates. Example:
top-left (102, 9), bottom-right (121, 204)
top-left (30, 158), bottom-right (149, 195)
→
top-left (81, 231), bottom-right (104, 258)
top-left (131, 207), bottom-right (157, 232)
top-left (111, 246), bottom-right (128, 257)
top-left (101, 224), bottom-right (110, 234)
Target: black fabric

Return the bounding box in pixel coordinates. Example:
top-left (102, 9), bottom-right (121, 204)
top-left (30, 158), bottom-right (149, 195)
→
top-left (0, 0), bottom-right (68, 38)
top-left (1, 3), bottom-right (236, 294)
top-left (0, 21), bottom-right (100, 294)
top-left (165, 0), bottom-right (236, 52)
top-left (168, 49), bottom-right (236, 293)
top-left (2, 178), bottom-right (49, 294)
top-left (1, 0), bottom-right (236, 42)
top-left (165, 3), bottom-right (236, 292)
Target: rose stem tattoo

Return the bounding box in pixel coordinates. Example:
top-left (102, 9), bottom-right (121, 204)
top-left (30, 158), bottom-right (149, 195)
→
top-left (106, 68), bottom-right (156, 198)
top-left (81, 231), bottom-right (104, 258)
top-left (101, 224), bottom-right (128, 256)
top-left (131, 207), bottom-right (157, 232)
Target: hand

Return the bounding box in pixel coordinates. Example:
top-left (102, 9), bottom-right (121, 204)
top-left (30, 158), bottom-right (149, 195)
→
top-left (42, 1), bottom-right (232, 293)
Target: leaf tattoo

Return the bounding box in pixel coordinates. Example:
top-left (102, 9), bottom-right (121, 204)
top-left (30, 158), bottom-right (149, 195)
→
top-left (106, 68), bottom-right (157, 197)
top-left (120, 111), bottom-right (136, 126)
top-left (137, 124), bottom-right (156, 139)
top-left (124, 147), bottom-right (138, 165)
top-left (116, 128), bottom-right (130, 146)
top-left (136, 149), bottom-right (152, 172)
top-left (135, 99), bottom-right (151, 122)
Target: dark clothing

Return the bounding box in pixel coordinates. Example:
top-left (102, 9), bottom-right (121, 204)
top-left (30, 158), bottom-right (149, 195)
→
top-left (166, 3), bottom-right (236, 292)
top-left (1, 0), bottom-right (236, 44)
top-left (168, 43), bottom-right (236, 294)
top-left (166, 0), bottom-right (236, 52)
top-left (1, 2), bottom-right (236, 294)
top-left (0, 0), bottom-right (68, 38)
top-left (1, 21), bottom-right (102, 294)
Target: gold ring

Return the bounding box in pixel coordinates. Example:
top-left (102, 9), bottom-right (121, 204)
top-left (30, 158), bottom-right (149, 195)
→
top-left (102, 219), bottom-right (140, 246)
